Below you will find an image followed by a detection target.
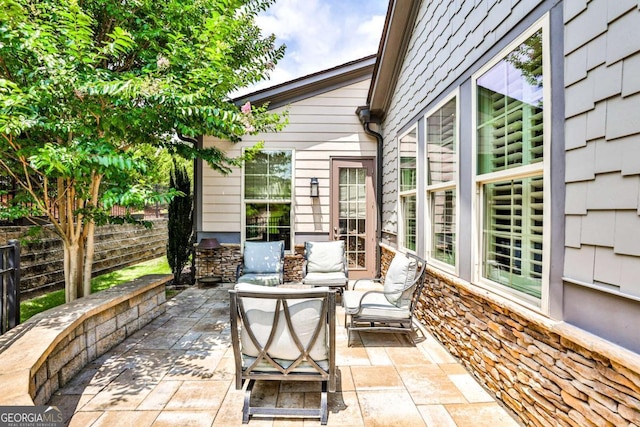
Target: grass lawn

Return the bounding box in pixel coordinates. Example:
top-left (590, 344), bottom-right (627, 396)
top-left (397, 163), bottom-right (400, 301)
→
top-left (20, 257), bottom-right (172, 322)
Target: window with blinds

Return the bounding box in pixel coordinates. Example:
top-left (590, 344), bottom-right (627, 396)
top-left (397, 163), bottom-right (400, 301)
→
top-left (244, 150), bottom-right (292, 250)
top-left (483, 177), bottom-right (543, 298)
top-left (475, 27), bottom-right (545, 300)
top-left (399, 127), bottom-right (417, 251)
top-left (426, 97), bottom-right (457, 267)
top-left (477, 29), bottom-right (543, 175)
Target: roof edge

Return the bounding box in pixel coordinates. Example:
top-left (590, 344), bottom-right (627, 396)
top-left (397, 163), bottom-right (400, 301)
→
top-left (368, 0), bottom-right (422, 120)
top-left (234, 55), bottom-right (376, 109)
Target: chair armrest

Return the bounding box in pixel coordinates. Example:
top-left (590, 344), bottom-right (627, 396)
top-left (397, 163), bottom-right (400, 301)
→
top-left (351, 277), bottom-right (383, 290)
top-left (236, 264), bottom-right (243, 281)
top-left (348, 289), bottom-right (390, 316)
top-left (347, 287), bottom-right (410, 315)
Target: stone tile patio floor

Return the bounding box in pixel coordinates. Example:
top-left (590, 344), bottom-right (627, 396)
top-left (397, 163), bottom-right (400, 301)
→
top-left (48, 283), bottom-right (522, 427)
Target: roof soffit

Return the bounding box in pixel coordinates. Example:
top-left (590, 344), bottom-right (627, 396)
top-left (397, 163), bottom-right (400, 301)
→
top-left (368, 0), bottom-right (422, 120)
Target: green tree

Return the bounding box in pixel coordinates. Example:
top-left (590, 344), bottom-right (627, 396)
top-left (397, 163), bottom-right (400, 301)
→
top-left (167, 160), bottom-right (193, 285)
top-left (0, 0), bottom-right (286, 302)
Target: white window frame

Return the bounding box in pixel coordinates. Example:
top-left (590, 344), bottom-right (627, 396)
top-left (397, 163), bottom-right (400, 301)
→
top-left (471, 14), bottom-right (552, 313)
top-left (241, 148), bottom-right (295, 252)
top-left (398, 126), bottom-right (418, 253)
top-left (424, 91), bottom-right (459, 275)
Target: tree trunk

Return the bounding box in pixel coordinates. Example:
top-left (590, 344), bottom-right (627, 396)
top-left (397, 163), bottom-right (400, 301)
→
top-left (82, 220), bottom-right (96, 297)
top-left (64, 242), bottom-right (83, 303)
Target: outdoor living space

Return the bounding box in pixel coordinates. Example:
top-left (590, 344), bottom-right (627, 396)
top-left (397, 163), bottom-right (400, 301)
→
top-left (48, 282), bottom-right (520, 427)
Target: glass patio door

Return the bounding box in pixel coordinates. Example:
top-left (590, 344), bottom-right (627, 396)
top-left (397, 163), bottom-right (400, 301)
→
top-left (331, 158), bottom-right (376, 279)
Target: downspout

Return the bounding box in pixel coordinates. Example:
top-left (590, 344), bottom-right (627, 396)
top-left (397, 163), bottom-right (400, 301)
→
top-left (356, 107), bottom-right (383, 278)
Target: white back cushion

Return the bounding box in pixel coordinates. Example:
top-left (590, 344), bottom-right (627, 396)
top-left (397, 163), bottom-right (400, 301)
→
top-left (235, 283), bottom-right (329, 360)
top-left (305, 241), bottom-right (345, 273)
top-left (383, 254), bottom-right (417, 305)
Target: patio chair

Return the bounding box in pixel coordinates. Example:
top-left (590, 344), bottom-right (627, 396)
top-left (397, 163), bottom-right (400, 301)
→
top-left (301, 240), bottom-right (348, 292)
top-left (236, 241), bottom-right (285, 286)
top-left (229, 283), bottom-right (337, 425)
top-left (342, 252), bottom-right (426, 346)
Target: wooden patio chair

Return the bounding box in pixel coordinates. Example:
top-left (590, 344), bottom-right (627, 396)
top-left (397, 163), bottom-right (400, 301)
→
top-left (229, 283), bottom-right (337, 424)
top-left (301, 240), bottom-right (348, 292)
top-left (236, 241), bottom-right (285, 286)
top-left (342, 252), bottom-right (426, 346)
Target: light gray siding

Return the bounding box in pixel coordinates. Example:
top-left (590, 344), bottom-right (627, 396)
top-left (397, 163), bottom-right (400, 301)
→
top-left (380, 0), bottom-right (544, 235)
top-left (562, 0), bottom-right (640, 350)
top-left (563, 1), bottom-right (640, 299)
top-left (201, 79), bottom-right (376, 239)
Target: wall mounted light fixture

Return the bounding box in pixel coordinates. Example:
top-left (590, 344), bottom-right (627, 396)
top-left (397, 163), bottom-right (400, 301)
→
top-left (310, 177), bottom-right (319, 198)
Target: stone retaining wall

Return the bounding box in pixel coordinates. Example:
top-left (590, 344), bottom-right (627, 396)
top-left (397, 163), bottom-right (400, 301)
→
top-left (0, 275), bottom-right (170, 406)
top-left (0, 220), bottom-right (168, 296)
top-left (195, 244), bottom-right (305, 283)
top-left (378, 243), bottom-right (640, 426)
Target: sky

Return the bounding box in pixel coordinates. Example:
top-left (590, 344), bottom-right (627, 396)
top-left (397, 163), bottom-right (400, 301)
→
top-left (244, 0), bottom-right (388, 94)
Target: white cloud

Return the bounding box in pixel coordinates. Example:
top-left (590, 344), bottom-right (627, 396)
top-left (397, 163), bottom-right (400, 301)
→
top-left (244, 0), bottom-right (386, 94)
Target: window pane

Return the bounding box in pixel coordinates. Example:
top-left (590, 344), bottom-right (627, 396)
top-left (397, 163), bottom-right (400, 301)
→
top-left (427, 98), bottom-right (457, 185)
top-left (477, 30), bottom-right (544, 175)
top-left (244, 150), bottom-right (292, 249)
top-left (482, 177), bottom-right (543, 298)
top-left (401, 194), bottom-right (416, 251)
top-left (245, 203), bottom-right (291, 250)
top-left (244, 150), bottom-right (291, 200)
top-left (400, 128), bottom-right (417, 191)
top-left (431, 189), bottom-right (456, 265)
top-left (267, 151), bottom-right (292, 199)
top-left (244, 175), bottom-right (268, 199)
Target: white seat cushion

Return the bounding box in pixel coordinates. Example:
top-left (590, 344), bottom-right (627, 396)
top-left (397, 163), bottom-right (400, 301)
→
top-left (237, 273), bottom-right (281, 287)
top-left (343, 290), bottom-right (410, 320)
top-left (303, 271), bottom-right (347, 287)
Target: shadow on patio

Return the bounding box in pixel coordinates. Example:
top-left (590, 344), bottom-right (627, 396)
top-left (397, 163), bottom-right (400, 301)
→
top-left (48, 283), bottom-right (521, 427)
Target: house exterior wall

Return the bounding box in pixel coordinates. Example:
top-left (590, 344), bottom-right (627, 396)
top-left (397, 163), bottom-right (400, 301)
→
top-left (199, 79), bottom-right (377, 244)
top-left (380, 0), bottom-right (547, 236)
top-left (376, 0), bottom-right (640, 425)
top-left (561, 1), bottom-right (640, 351)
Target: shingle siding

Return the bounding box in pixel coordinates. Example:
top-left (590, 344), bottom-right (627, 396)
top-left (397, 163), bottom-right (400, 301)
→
top-left (564, 1), bottom-right (640, 303)
top-left (622, 54), bottom-right (640, 97)
top-left (605, 8), bottom-right (640, 65)
top-left (563, 0), bottom-right (607, 54)
top-left (380, 0), bottom-right (542, 234)
top-left (585, 101), bottom-right (606, 141)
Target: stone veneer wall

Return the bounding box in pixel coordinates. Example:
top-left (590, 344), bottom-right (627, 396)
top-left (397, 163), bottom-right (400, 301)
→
top-left (195, 244), bottom-right (305, 283)
top-left (0, 220), bottom-right (168, 296)
top-left (0, 275), bottom-right (169, 406)
top-left (378, 244), bottom-right (640, 427)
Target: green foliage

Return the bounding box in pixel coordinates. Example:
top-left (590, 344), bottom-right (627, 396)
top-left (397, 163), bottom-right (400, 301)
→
top-left (0, 0), bottom-right (287, 221)
top-left (167, 160), bottom-right (193, 284)
top-left (0, 0), bottom-right (287, 300)
top-left (20, 257), bottom-right (172, 321)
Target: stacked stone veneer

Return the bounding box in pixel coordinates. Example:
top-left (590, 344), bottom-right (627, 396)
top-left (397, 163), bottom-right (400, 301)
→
top-left (378, 242), bottom-right (640, 426)
top-left (0, 220), bottom-right (168, 296)
top-left (195, 243), bottom-right (305, 283)
top-left (0, 275), bottom-right (169, 406)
